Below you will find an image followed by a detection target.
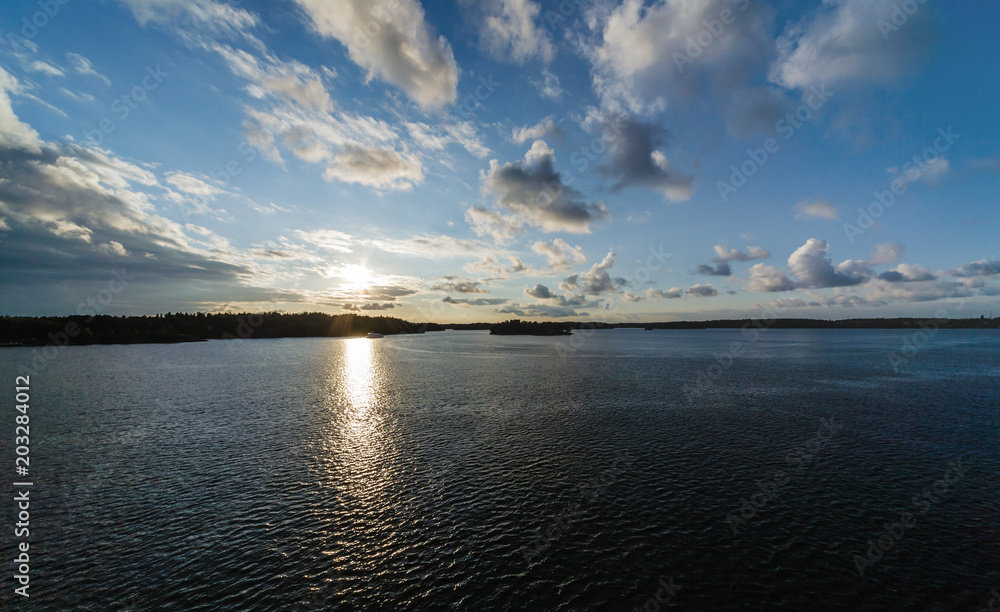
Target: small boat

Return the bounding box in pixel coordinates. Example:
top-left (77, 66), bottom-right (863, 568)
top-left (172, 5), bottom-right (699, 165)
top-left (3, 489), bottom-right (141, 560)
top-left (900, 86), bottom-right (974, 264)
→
top-left (366, 332), bottom-right (384, 338)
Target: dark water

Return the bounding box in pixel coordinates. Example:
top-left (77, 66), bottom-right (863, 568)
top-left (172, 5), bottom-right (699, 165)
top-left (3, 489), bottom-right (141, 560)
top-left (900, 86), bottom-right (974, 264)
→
top-left (1, 329), bottom-right (998, 611)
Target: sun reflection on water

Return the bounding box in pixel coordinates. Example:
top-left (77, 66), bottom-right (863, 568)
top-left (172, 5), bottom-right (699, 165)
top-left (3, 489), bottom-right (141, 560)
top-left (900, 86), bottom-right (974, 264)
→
top-left (324, 337), bottom-right (393, 504)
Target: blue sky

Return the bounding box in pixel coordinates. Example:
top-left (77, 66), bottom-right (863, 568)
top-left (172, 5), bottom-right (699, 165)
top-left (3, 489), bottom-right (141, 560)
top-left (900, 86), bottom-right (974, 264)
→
top-left (0, 0), bottom-right (998, 322)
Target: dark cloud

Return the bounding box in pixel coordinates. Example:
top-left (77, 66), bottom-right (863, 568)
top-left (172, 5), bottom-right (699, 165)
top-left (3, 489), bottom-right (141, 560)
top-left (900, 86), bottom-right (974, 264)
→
top-left (359, 285), bottom-right (418, 301)
top-left (694, 262), bottom-right (732, 276)
top-left (949, 260), bottom-right (1000, 278)
top-left (687, 284), bottom-right (719, 298)
top-left (525, 284), bottom-right (555, 299)
top-left (484, 141), bottom-right (609, 234)
top-left (878, 264), bottom-right (936, 283)
top-left (600, 118), bottom-right (693, 202)
top-left (442, 296), bottom-right (509, 306)
top-left (431, 280), bottom-right (487, 294)
top-left (343, 302), bottom-right (396, 311)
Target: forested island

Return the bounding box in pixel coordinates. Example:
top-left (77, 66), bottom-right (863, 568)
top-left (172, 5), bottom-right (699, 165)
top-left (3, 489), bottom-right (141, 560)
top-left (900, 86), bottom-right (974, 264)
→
top-left (0, 312), bottom-right (428, 346)
top-left (0, 314), bottom-right (996, 346)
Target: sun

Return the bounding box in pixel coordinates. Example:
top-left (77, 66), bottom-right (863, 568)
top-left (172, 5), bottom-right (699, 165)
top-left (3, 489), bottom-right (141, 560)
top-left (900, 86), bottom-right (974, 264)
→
top-left (339, 264), bottom-right (373, 291)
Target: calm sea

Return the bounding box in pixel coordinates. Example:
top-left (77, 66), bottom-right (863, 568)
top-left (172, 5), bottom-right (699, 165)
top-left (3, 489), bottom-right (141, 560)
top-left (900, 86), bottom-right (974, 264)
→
top-left (1, 329), bottom-right (998, 610)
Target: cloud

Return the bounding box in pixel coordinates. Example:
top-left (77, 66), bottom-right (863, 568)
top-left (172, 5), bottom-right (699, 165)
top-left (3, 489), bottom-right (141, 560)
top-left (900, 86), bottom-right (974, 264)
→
top-left (531, 238), bottom-right (585, 271)
top-left (525, 283), bottom-right (556, 299)
top-left (465, 206), bottom-right (525, 244)
top-left (687, 283), bottom-right (718, 297)
top-left (559, 251), bottom-right (624, 296)
top-left (358, 285), bottom-right (418, 301)
top-left (65, 53), bottom-right (111, 86)
top-left (531, 68), bottom-right (563, 100)
top-left (368, 234), bottom-right (488, 259)
top-left (165, 171), bottom-right (224, 198)
top-left (877, 264), bottom-right (935, 283)
top-left (949, 259), bottom-right (1000, 278)
top-left (120, 0), bottom-right (259, 38)
top-left (972, 157), bottom-right (1000, 174)
top-left (323, 145), bottom-right (423, 191)
top-left (868, 242), bottom-right (905, 265)
top-left (788, 238), bottom-right (873, 289)
top-left (498, 303), bottom-right (587, 318)
top-left (647, 287), bottom-right (683, 299)
top-left (27, 60), bottom-right (64, 77)
top-left (622, 291), bottom-right (643, 302)
top-left (795, 200), bottom-right (838, 221)
top-left (475, 0), bottom-right (553, 64)
top-left (432, 280), bottom-right (487, 294)
top-left (406, 121), bottom-right (490, 158)
top-left (0, 69), bottom-right (42, 153)
top-left (694, 262), bottom-right (731, 276)
top-left (294, 229), bottom-right (354, 253)
top-left (769, 0), bottom-right (937, 90)
top-left (96, 241), bottom-right (130, 257)
top-left (483, 141), bottom-right (609, 234)
top-left (597, 117), bottom-right (693, 201)
top-left (747, 263), bottom-right (797, 293)
top-left (511, 117), bottom-right (566, 144)
top-left (587, 0), bottom-right (777, 115)
top-left (292, 0), bottom-right (458, 109)
top-left (0, 117), bottom-right (259, 308)
top-left (442, 296), bottom-right (510, 306)
top-left (343, 302), bottom-right (396, 311)
top-left (713, 245), bottom-right (770, 262)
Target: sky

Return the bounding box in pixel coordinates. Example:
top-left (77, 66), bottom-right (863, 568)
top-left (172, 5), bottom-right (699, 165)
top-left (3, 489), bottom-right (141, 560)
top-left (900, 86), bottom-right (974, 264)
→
top-left (0, 0), bottom-right (998, 323)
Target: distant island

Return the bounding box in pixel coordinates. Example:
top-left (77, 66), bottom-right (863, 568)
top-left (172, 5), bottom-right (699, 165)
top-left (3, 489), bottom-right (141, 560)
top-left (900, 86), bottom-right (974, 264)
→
top-left (0, 314), bottom-right (996, 346)
top-left (489, 319), bottom-right (572, 336)
top-left (0, 312), bottom-right (428, 346)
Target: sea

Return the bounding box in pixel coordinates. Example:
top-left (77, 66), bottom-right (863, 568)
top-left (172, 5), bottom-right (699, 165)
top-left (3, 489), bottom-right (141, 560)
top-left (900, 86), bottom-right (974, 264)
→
top-left (0, 328), bottom-right (998, 610)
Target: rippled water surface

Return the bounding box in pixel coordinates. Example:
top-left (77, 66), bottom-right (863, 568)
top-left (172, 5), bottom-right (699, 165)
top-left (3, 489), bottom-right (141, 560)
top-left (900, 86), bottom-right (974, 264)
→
top-left (1, 329), bottom-right (998, 610)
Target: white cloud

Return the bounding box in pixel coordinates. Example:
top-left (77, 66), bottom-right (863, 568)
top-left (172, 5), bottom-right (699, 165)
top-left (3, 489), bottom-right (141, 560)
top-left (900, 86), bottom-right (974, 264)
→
top-left (788, 238), bottom-right (873, 289)
top-left (367, 234), bottom-right (489, 259)
top-left (65, 53), bottom-right (111, 86)
top-left (294, 229), bottom-right (354, 253)
top-left (713, 245), bottom-right (770, 262)
top-left (532, 68), bottom-right (563, 100)
top-left (559, 251), bottom-right (624, 296)
top-left (323, 145), bottom-right (423, 191)
top-left (769, 0), bottom-right (936, 90)
top-left (292, 0), bottom-right (458, 109)
top-left (0, 69), bottom-right (42, 152)
top-left (747, 263), bottom-right (796, 293)
top-left (511, 117), bottom-right (566, 144)
top-left (795, 200), bottom-right (839, 221)
top-left (868, 242), bottom-right (905, 265)
top-left (531, 238), bottom-right (586, 271)
top-left (877, 263), bottom-right (935, 283)
top-left (587, 0), bottom-right (777, 115)
top-left (27, 60), bottom-right (64, 77)
top-left (96, 240), bottom-right (130, 257)
top-left (406, 121), bottom-right (490, 158)
top-left (478, 0), bottom-right (554, 64)
top-left (166, 171), bottom-right (224, 198)
top-left (120, 0), bottom-right (259, 38)
top-left (647, 287), bottom-right (683, 299)
top-left (464, 206), bottom-right (525, 244)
